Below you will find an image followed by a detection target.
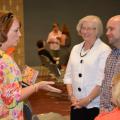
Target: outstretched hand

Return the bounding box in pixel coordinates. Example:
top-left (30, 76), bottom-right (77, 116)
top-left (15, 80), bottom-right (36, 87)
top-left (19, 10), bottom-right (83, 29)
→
top-left (36, 81), bottom-right (62, 93)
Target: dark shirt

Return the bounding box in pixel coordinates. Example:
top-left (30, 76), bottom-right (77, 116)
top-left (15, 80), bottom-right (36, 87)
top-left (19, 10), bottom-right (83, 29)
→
top-left (38, 48), bottom-right (56, 64)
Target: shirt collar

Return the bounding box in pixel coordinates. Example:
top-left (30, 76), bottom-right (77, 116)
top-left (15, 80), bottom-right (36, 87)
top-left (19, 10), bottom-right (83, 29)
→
top-left (112, 48), bottom-right (120, 55)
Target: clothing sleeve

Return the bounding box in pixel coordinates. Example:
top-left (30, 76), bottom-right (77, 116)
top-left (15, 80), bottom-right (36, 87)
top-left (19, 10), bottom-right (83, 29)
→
top-left (63, 48), bottom-right (74, 84)
top-left (96, 48), bottom-right (111, 86)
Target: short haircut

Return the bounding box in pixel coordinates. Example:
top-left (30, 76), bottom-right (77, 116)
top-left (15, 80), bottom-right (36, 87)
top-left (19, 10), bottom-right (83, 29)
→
top-left (76, 15), bottom-right (103, 38)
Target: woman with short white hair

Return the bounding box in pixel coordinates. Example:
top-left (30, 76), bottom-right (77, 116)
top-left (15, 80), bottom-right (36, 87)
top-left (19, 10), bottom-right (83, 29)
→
top-left (63, 15), bottom-right (111, 120)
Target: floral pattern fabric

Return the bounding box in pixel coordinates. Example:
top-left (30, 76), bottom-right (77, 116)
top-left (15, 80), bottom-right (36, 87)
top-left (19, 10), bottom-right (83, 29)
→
top-left (0, 50), bottom-right (23, 120)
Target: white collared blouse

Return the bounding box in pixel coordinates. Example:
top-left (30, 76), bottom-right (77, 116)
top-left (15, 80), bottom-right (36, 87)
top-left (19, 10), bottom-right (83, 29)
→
top-left (63, 38), bottom-right (111, 108)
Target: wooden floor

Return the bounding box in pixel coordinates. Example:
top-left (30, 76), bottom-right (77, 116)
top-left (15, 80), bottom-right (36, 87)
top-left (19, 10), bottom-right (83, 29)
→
top-left (29, 82), bottom-right (71, 118)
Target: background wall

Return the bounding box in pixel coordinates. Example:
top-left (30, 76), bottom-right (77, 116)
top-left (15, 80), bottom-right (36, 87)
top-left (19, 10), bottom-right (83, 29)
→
top-left (23, 0), bottom-right (120, 66)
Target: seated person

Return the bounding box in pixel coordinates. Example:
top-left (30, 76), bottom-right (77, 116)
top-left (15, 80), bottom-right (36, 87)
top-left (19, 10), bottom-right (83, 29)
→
top-left (95, 73), bottom-right (120, 120)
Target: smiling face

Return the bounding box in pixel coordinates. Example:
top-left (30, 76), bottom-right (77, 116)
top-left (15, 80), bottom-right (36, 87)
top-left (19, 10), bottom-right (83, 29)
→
top-left (1, 18), bottom-right (21, 51)
top-left (106, 16), bottom-right (120, 48)
top-left (80, 21), bottom-right (97, 42)
top-left (76, 16), bottom-right (103, 44)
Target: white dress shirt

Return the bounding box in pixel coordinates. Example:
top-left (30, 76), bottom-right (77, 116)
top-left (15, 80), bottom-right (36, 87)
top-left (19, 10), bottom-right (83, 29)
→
top-left (63, 38), bottom-right (111, 108)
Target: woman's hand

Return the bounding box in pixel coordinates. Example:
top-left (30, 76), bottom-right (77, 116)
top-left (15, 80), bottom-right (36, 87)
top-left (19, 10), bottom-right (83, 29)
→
top-left (34, 81), bottom-right (62, 93)
top-left (77, 96), bottom-right (91, 108)
top-left (71, 96), bottom-right (91, 109)
top-left (69, 95), bottom-right (80, 108)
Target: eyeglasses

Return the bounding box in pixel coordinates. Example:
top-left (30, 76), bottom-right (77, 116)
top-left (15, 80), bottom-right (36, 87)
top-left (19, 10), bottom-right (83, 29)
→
top-left (80, 27), bottom-right (96, 31)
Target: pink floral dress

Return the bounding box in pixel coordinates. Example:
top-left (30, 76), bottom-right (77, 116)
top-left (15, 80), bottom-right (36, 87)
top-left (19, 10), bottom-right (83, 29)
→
top-left (0, 50), bottom-right (23, 120)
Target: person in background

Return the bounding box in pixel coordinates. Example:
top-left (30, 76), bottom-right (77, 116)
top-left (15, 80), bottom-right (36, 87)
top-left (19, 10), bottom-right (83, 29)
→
top-left (46, 23), bottom-right (62, 65)
top-left (63, 15), bottom-right (111, 120)
top-left (36, 39), bottom-right (56, 64)
top-left (36, 39), bottom-right (62, 71)
top-left (100, 15), bottom-right (120, 113)
top-left (47, 22), bottom-right (62, 51)
top-left (0, 11), bottom-right (61, 120)
top-left (60, 23), bottom-right (71, 47)
top-left (95, 73), bottom-right (120, 120)
top-left (59, 24), bottom-right (71, 69)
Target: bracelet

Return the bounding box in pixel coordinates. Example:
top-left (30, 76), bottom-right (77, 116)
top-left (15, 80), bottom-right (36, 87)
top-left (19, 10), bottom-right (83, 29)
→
top-left (33, 84), bottom-right (37, 92)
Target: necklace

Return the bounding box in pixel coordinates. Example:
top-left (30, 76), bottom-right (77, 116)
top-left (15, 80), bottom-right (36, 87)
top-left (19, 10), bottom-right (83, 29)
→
top-left (80, 43), bottom-right (93, 57)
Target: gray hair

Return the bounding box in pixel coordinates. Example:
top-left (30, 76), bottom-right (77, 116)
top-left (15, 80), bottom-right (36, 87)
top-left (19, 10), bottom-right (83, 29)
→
top-left (76, 15), bottom-right (103, 38)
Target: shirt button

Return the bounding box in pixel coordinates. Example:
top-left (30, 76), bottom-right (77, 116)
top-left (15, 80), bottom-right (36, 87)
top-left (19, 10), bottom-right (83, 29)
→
top-left (78, 87), bottom-right (81, 92)
top-left (78, 73), bottom-right (82, 77)
top-left (80, 60), bottom-right (83, 63)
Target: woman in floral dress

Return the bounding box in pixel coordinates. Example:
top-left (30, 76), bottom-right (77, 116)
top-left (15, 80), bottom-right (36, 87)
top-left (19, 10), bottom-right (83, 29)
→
top-left (0, 11), bottom-right (61, 120)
